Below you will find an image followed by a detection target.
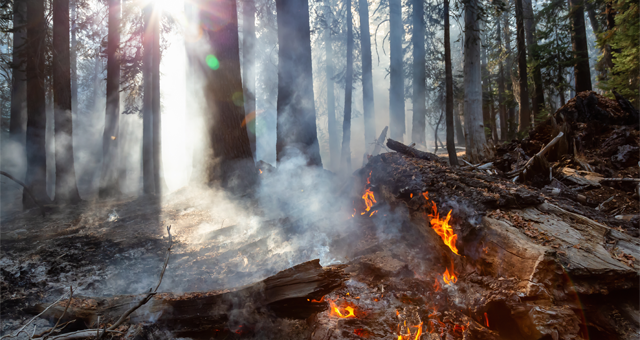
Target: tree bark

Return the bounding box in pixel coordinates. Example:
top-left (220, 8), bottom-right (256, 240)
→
top-left (463, 0), bottom-right (488, 163)
top-left (522, 0), bottom-right (545, 118)
top-left (515, 0), bottom-right (532, 134)
top-left (98, 0), bottom-right (121, 198)
top-left (10, 0), bottom-right (27, 149)
top-left (53, 0), bottom-right (81, 203)
top-left (341, 0), bottom-right (353, 172)
top-left (389, 0), bottom-right (405, 141)
top-left (503, 13), bottom-right (517, 139)
top-left (481, 39), bottom-right (491, 139)
top-left (411, 0), bottom-right (426, 148)
top-left (142, 5), bottom-right (154, 194)
top-left (444, 0), bottom-right (458, 165)
top-left (324, 2), bottom-right (338, 171)
top-left (23, 0), bottom-right (50, 208)
top-left (242, 0), bottom-right (257, 160)
top-left (151, 6), bottom-right (163, 195)
top-left (497, 19), bottom-right (507, 141)
top-left (358, 0), bottom-right (375, 149)
top-left (455, 103), bottom-right (465, 145)
top-left (568, 0), bottom-right (593, 93)
top-left (275, 0), bottom-right (322, 167)
top-left (70, 0), bottom-right (78, 118)
top-left (199, 0), bottom-right (257, 190)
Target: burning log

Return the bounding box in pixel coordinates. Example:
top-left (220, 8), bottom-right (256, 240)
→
top-left (35, 260), bottom-right (347, 338)
top-left (386, 139), bottom-right (440, 162)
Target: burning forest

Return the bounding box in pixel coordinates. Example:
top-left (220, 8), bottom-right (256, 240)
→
top-left (0, 0), bottom-right (638, 337)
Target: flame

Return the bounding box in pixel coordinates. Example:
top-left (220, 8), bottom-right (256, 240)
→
top-left (328, 299), bottom-right (356, 318)
top-left (412, 322), bottom-right (423, 340)
top-left (362, 172), bottom-right (377, 214)
top-left (259, 169), bottom-right (263, 174)
top-left (433, 278), bottom-right (441, 292)
top-left (410, 193), bottom-right (413, 198)
top-left (422, 191), bottom-right (429, 200)
top-left (352, 208), bottom-right (356, 217)
top-left (428, 201), bottom-right (459, 255)
top-left (442, 261), bottom-right (457, 285)
top-left (484, 312), bottom-right (490, 328)
top-left (369, 210), bottom-right (378, 217)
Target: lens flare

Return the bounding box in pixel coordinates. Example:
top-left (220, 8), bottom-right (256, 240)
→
top-left (206, 54), bottom-right (220, 70)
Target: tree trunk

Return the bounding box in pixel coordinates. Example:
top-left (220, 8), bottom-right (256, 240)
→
top-left (522, 0), bottom-right (545, 118)
top-left (151, 6), bottom-right (163, 195)
top-left (10, 0), bottom-right (27, 149)
top-left (70, 0), bottom-right (78, 117)
top-left (481, 40), bottom-right (491, 139)
top-left (455, 103), bottom-right (465, 145)
top-left (275, 0), bottom-right (322, 167)
top-left (52, 0), bottom-right (81, 203)
top-left (434, 111), bottom-right (443, 153)
top-left (568, 0), bottom-right (593, 93)
top-left (389, 0), bottom-right (405, 142)
top-left (199, 0), bottom-right (257, 189)
top-left (242, 0), bottom-right (257, 160)
top-left (23, 0), bottom-right (50, 208)
top-left (463, 0), bottom-right (488, 163)
top-left (358, 0), bottom-right (375, 149)
top-left (444, 0), bottom-right (458, 165)
top-left (497, 19), bottom-right (507, 141)
top-left (515, 0), bottom-right (532, 134)
top-left (503, 13), bottom-right (517, 140)
top-left (411, 0), bottom-right (426, 148)
top-left (142, 5), bottom-right (153, 194)
top-left (489, 83), bottom-right (498, 141)
top-left (98, 0), bottom-right (121, 198)
top-left (324, 2), bottom-right (338, 171)
top-left (341, 0), bottom-right (353, 172)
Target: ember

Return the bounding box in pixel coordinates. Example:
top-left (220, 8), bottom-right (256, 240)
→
top-left (328, 299), bottom-right (357, 318)
top-left (442, 267), bottom-right (457, 285)
top-left (484, 312), bottom-right (489, 328)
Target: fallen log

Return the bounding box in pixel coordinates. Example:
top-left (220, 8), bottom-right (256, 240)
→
top-left (386, 139), bottom-right (439, 162)
top-left (36, 260), bottom-right (347, 338)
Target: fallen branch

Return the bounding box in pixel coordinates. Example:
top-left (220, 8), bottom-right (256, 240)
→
top-left (507, 132), bottom-right (564, 178)
top-left (0, 293), bottom-right (68, 340)
top-left (0, 171), bottom-right (46, 215)
top-left (460, 160), bottom-right (494, 171)
top-left (386, 139), bottom-right (439, 162)
top-left (599, 178), bottom-right (640, 183)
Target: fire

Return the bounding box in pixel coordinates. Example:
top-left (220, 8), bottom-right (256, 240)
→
top-left (428, 201), bottom-right (459, 255)
top-left (259, 169), bottom-right (263, 174)
top-left (412, 322), bottom-right (423, 340)
top-left (433, 278), bottom-right (441, 292)
top-left (362, 172), bottom-right (377, 214)
top-left (398, 322), bottom-right (423, 340)
top-left (328, 299), bottom-right (356, 318)
top-left (442, 261), bottom-right (458, 285)
top-left (484, 312), bottom-right (490, 328)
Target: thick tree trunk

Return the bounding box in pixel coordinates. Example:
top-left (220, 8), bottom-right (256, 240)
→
top-left (70, 0), bottom-right (77, 117)
top-left (515, 0), bottom-right (532, 134)
top-left (568, 0), bottom-right (593, 93)
top-left (522, 0), bottom-right (545, 118)
top-left (275, 0), bottom-right (322, 167)
top-left (389, 0), bottom-right (405, 142)
top-left (142, 5), bottom-right (154, 194)
top-left (23, 0), bottom-right (49, 208)
top-left (463, 0), bottom-right (488, 163)
top-left (341, 0), bottom-right (353, 172)
top-left (324, 3), bottom-right (338, 171)
top-left (503, 13), bottom-right (517, 139)
top-left (242, 0), bottom-right (257, 160)
top-left (497, 19), bottom-right (508, 141)
top-left (444, 0), bottom-right (458, 165)
top-left (199, 0), bottom-right (257, 190)
top-left (98, 0), bottom-right (121, 198)
top-left (411, 0), bottom-right (426, 148)
top-left (358, 0), bottom-right (375, 148)
top-left (11, 0), bottom-right (27, 148)
top-left (151, 7), bottom-right (163, 195)
top-left (481, 41), bottom-right (491, 139)
top-left (52, 0), bottom-right (81, 203)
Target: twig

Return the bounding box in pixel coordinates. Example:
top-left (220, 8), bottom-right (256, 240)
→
top-left (107, 226), bottom-right (173, 332)
top-left (0, 294), bottom-right (67, 340)
top-left (33, 320), bottom-right (76, 338)
top-left (599, 178), bottom-right (640, 182)
top-left (0, 170), bottom-right (46, 215)
top-left (596, 196), bottom-right (614, 211)
top-left (42, 287), bottom-right (73, 339)
top-left (507, 132), bottom-right (564, 178)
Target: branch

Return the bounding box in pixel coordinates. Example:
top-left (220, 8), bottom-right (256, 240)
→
top-left (506, 132), bottom-right (564, 178)
top-left (0, 294), bottom-right (68, 340)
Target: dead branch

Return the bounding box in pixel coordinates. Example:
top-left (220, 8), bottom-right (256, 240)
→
top-left (41, 287), bottom-right (73, 339)
top-left (0, 171), bottom-right (46, 215)
top-left (599, 178), bottom-right (640, 182)
top-left (507, 132), bottom-right (564, 178)
top-left (0, 294), bottom-right (68, 340)
top-left (386, 139), bottom-right (439, 161)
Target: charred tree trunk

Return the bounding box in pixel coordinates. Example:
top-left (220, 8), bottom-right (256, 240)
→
top-left (341, 0), bottom-right (353, 172)
top-left (568, 0), bottom-right (593, 93)
top-left (515, 0), bottom-right (531, 134)
top-left (497, 19), bottom-right (508, 141)
top-left (199, 0), bottom-right (257, 190)
top-left (411, 0), bottom-right (426, 148)
top-left (389, 0), bottom-right (405, 142)
top-left (358, 0), bottom-right (375, 149)
top-left (52, 0), bottom-right (81, 203)
top-left (444, 0), bottom-right (458, 165)
top-left (151, 7), bottom-right (163, 195)
top-left (10, 0), bottom-right (27, 149)
top-left (23, 0), bottom-right (49, 208)
top-left (70, 0), bottom-right (77, 118)
top-left (325, 3), bottom-right (338, 171)
top-left (242, 0), bottom-right (257, 160)
top-left (98, 0), bottom-right (121, 198)
top-left (522, 0), bottom-right (545, 118)
top-left (275, 0), bottom-right (322, 167)
top-left (463, 0), bottom-right (488, 163)
top-left (142, 6), bottom-right (153, 194)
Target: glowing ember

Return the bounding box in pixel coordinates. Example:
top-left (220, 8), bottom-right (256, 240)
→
top-left (354, 328), bottom-right (371, 338)
top-left (328, 299), bottom-right (356, 318)
top-left (352, 209), bottom-right (357, 217)
top-left (410, 193), bottom-right (413, 198)
top-left (412, 322), bottom-right (423, 340)
top-left (484, 312), bottom-right (490, 328)
top-left (433, 278), bottom-right (441, 292)
top-left (362, 172), bottom-right (377, 214)
top-left (428, 201), bottom-right (459, 255)
top-left (369, 210), bottom-right (378, 217)
top-left (259, 169), bottom-right (263, 174)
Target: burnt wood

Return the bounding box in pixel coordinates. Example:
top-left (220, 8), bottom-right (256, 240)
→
top-left (386, 139), bottom-right (440, 161)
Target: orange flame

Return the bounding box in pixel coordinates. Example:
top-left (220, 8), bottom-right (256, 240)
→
top-left (484, 312), bottom-right (490, 328)
top-left (433, 278), bottom-right (441, 292)
top-left (412, 322), bottom-right (423, 340)
top-left (428, 201), bottom-right (459, 255)
top-left (442, 261), bottom-right (458, 285)
top-left (259, 169), bottom-right (263, 174)
top-left (328, 299), bottom-right (356, 318)
top-left (362, 172), bottom-right (377, 214)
